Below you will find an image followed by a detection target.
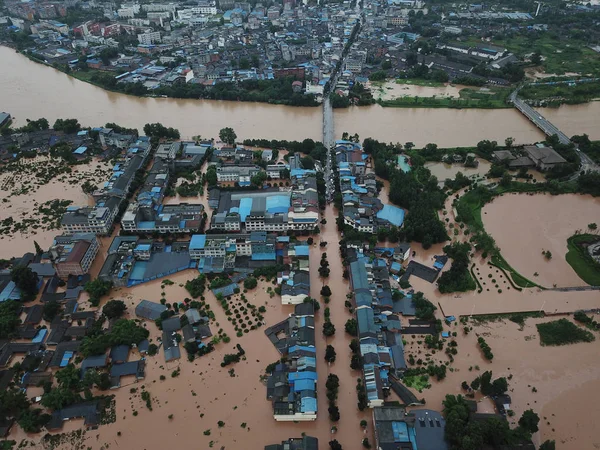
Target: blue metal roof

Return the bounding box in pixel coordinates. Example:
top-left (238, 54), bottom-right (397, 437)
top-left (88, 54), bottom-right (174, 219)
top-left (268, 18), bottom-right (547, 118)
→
top-left (293, 378), bottom-right (315, 392)
top-left (239, 197), bottom-right (253, 221)
top-left (295, 245), bottom-right (310, 257)
top-left (190, 234), bottom-right (206, 250)
top-left (266, 195), bottom-right (290, 214)
top-left (377, 205), bottom-right (405, 227)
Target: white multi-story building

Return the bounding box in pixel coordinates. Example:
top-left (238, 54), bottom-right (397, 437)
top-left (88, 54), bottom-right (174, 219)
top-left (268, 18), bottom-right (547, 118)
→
top-left (61, 204), bottom-right (119, 235)
top-left (138, 31), bottom-right (161, 45)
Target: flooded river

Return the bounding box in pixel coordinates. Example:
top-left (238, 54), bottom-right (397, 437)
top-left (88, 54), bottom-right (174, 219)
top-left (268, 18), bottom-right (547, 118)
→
top-left (2, 46), bottom-right (600, 147)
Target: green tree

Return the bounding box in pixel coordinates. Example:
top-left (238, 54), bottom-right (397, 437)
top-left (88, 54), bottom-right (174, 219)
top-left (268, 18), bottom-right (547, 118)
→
top-left (219, 127), bottom-right (237, 145)
top-left (539, 440), bottom-right (555, 450)
top-left (320, 286), bottom-right (332, 297)
top-left (41, 387), bottom-right (80, 410)
top-left (0, 388), bottom-right (30, 418)
top-left (34, 241), bottom-right (44, 255)
top-left (324, 344), bottom-right (336, 363)
top-left (323, 321), bottom-right (336, 337)
top-left (43, 300), bottom-right (62, 322)
top-left (206, 166), bottom-right (217, 186)
top-left (56, 364), bottom-right (81, 390)
top-left (102, 299), bottom-right (127, 319)
top-left (84, 279), bottom-right (113, 307)
top-left (11, 266), bottom-right (39, 301)
top-left (0, 301), bottom-right (21, 339)
top-left (518, 409), bottom-right (540, 434)
top-left (344, 318), bottom-right (358, 336)
top-left (243, 277), bottom-right (258, 290)
top-left (18, 409), bottom-right (51, 433)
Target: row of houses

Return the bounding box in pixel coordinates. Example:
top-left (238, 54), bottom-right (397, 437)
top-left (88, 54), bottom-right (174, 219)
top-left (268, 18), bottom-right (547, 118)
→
top-left (265, 302), bottom-right (317, 421)
top-left (120, 157), bottom-right (205, 234)
top-left (98, 233), bottom-right (288, 287)
top-left (61, 132), bottom-right (151, 234)
top-left (336, 140), bottom-right (405, 234)
top-left (347, 246), bottom-right (413, 408)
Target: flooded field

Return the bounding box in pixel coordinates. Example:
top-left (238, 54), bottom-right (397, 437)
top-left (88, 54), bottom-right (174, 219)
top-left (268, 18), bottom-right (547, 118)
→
top-left (0, 156), bottom-right (110, 259)
top-left (482, 193), bottom-right (600, 288)
top-left (405, 317), bottom-right (600, 447)
top-left (425, 159), bottom-right (492, 181)
top-left (371, 80), bottom-right (463, 101)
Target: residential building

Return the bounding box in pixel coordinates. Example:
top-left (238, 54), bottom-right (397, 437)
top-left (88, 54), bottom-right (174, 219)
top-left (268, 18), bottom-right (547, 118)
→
top-left (50, 234), bottom-right (100, 278)
top-left (216, 165), bottom-right (261, 186)
top-left (373, 406), bottom-right (448, 450)
top-left (137, 31), bottom-right (162, 45)
top-left (265, 303), bottom-right (317, 421)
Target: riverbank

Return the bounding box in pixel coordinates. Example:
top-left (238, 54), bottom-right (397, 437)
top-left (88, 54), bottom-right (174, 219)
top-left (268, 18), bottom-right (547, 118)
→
top-left (4, 46), bottom-right (600, 146)
top-left (19, 48), bottom-right (322, 108)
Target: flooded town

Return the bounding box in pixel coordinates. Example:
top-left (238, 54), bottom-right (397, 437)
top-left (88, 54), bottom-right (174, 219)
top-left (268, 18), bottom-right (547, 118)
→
top-left (1, 0), bottom-right (600, 449)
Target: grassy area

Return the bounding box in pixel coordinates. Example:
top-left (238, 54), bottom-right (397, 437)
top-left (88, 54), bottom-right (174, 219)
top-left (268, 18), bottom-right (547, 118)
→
top-left (565, 234), bottom-right (600, 286)
top-left (471, 33), bottom-right (600, 76)
top-left (490, 254), bottom-right (541, 289)
top-left (379, 87), bottom-right (512, 109)
top-left (470, 263), bottom-right (483, 293)
top-left (469, 311), bottom-right (544, 325)
top-left (519, 80), bottom-right (600, 105)
top-left (395, 78), bottom-right (445, 87)
top-left (536, 318), bottom-right (595, 346)
top-left (402, 375), bottom-right (431, 392)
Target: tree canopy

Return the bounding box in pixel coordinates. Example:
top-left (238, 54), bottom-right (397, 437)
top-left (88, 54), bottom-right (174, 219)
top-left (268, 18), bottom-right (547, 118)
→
top-left (11, 266), bottom-right (39, 301)
top-left (102, 299), bottom-right (127, 319)
top-left (81, 319), bottom-right (149, 356)
top-left (219, 127), bottom-right (237, 145)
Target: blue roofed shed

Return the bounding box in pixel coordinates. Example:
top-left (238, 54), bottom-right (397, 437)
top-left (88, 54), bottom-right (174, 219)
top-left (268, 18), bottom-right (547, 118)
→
top-left (377, 205), bottom-right (405, 227)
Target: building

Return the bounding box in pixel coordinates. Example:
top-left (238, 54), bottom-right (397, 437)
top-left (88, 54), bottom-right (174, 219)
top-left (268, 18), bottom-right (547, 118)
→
top-left (373, 406), bottom-right (448, 450)
top-left (348, 250), bottom-right (408, 407)
top-left (265, 303), bottom-right (317, 421)
top-left (267, 162), bottom-right (290, 179)
top-left (523, 144), bottom-right (567, 170)
top-left (120, 158), bottom-right (204, 234)
top-left (216, 165), bottom-right (261, 186)
top-left (265, 436), bottom-right (318, 450)
top-left (61, 200), bottom-right (120, 235)
top-left (138, 31), bottom-right (161, 45)
top-left (50, 234), bottom-right (100, 278)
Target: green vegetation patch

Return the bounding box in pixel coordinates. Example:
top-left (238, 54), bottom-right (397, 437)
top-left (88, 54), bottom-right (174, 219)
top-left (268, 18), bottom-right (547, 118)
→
top-left (536, 318), bottom-right (595, 346)
top-left (470, 311), bottom-right (544, 326)
top-left (402, 375), bottom-right (431, 392)
top-left (395, 78), bottom-right (445, 87)
top-left (565, 234), bottom-right (600, 286)
top-left (520, 81), bottom-right (600, 106)
top-left (476, 33), bottom-right (600, 76)
top-left (379, 86), bottom-right (511, 109)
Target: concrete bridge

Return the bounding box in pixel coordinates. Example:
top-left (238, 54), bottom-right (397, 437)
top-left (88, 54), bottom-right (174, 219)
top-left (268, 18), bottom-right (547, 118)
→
top-left (511, 90), bottom-right (599, 173)
top-left (511, 93), bottom-right (571, 145)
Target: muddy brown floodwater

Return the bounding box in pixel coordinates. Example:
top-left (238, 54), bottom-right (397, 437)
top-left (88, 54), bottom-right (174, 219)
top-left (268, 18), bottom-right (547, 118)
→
top-left (405, 317), bottom-right (600, 448)
top-left (8, 204), bottom-right (370, 449)
top-left (482, 193), bottom-right (600, 288)
top-left (0, 157), bottom-right (110, 259)
top-left (2, 46), bottom-right (600, 147)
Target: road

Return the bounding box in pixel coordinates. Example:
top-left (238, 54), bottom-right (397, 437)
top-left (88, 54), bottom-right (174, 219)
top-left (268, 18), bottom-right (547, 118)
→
top-left (322, 7), bottom-right (364, 202)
